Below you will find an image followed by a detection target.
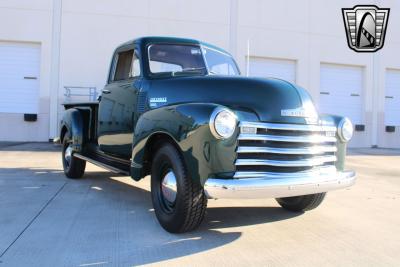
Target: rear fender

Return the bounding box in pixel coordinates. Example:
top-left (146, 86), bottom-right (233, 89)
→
top-left (60, 108), bottom-right (85, 152)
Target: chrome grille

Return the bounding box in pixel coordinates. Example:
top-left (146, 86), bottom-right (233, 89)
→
top-left (235, 122), bottom-right (337, 178)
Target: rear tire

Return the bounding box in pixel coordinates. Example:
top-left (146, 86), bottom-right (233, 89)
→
top-left (151, 143), bottom-right (207, 233)
top-left (62, 133), bottom-right (86, 179)
top-left (276, 193), bottom-right (326, 212)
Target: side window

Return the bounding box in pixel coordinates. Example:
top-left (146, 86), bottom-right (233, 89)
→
top-left (113, 50), bottom-right (138, 81)
top-left (114, 50), bottom-right (133, 81)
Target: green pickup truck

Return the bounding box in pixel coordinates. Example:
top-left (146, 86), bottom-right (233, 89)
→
top-left (59, 36), bottom-right (356, 233)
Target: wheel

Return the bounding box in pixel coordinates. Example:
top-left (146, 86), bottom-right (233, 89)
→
top-left (62, 132), bottom-right (86, 179)
top-left (276, 193), bottom-right (326, 212)
top-left (151, 143), bottom-right (207, 233)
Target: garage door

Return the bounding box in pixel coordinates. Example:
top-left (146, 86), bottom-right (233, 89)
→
top-left (385, 70), bottom-right (400, 126)
top-left (0, 42), bottom-right (40, 113)
top-left (249, 57), bottom-right (296, 83)
top-left (319, 64), bottom-right (363, 124)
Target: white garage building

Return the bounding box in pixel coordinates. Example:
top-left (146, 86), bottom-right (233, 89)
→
top-left (0, 0), bottom-right (400, 148)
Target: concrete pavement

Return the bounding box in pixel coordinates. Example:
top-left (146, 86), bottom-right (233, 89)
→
top-left (0, 143), bottom-right (399, 266)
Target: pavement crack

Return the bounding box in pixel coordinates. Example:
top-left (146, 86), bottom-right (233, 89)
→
top-left (0, 181), bottom-right (68, 258)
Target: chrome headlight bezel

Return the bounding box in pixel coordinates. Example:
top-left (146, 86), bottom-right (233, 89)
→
top-left (209, 107), bottom-right (238, 139)
top-left (338, 117), bottom-right (354, 142)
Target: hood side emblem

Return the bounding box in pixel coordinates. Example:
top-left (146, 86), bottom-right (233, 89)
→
top-left (281, 107), bottom-right (318, 124)
top-left (281, 108), bottom-right (314, 118)
top-left (149, 97), bottom-right (167, 108)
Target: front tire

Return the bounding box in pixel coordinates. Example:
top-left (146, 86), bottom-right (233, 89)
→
top-left (276, 193), bottom-right (326, 212)
top-left (62, 133), bottom-right (86, 179)
top-left (151, 143), bottom-right (207, 233)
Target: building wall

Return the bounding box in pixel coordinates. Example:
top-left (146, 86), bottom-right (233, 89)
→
top-left (0, 0), bottom-right (399, 147)
top-left (56, 0), bottom-right (233, 133)
top-left (0, 0), bottom-right (53, 141)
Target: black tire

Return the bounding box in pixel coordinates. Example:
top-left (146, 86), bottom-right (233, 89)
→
top-left (276, 193), bottom-right (326, 212)
top-left (151, 143), bottom-right (207, 233)
top-left (62, 133), bottom-right (86, 179)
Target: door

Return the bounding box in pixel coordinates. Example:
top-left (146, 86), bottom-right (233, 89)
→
top-left (249, 57), bottom-right (296, 83)
top-left (0, 42), bottom-right (40, 114)
top-left (384, 69), bottom-right (400, 126)
top-left (0, 42), bottom-right (43, 141)
top-left (319, 64), bottom-right (363, 125)
top-left (98, 47), bottom-right (142, 158)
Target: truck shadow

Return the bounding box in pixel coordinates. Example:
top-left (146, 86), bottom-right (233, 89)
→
top-left (84, 171), bottom-right (302, 228)
top-left (81, 171), bottom-right (302, 266)
top-left (0, 168), bottom-right (301, 266)
top-left (201, 206), bottom-right (302, 230)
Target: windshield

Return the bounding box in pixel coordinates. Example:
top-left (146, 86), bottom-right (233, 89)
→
top-left (148, 43), bottom-right (240, 77)
top-left (202, 46), bottom-right (239, 76)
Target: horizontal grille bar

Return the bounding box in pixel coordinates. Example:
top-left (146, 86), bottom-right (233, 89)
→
top-left (235, 121), bottom-right (337, 175)
top-left (240, 122), bottom-right (337, 132)
top-left (235, 155), bottom-right (336, 167)
top-left (234, 166), bottom-right (337, 178)
top-left (238, 134), bottom-right (337, 143)
top-left (237, 145), bottom-right (337, 155)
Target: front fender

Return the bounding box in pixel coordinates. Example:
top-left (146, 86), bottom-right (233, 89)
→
top-left (131, 103), bottom-right (239, 185)
top-left (60, 108), bottom-right (84, 152)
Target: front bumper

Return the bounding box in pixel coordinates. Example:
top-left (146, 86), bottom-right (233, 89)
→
top-left (204, 170), bottom-right (356, 199)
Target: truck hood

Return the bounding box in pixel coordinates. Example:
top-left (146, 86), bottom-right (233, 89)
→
top-left (147, 75), bottom-right (318, 124)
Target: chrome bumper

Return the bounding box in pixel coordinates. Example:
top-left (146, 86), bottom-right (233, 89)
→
top-left (204, 170), bottom-right (356, 199)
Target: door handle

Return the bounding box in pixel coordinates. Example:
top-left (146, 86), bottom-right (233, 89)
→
top-left (102, 89), bottom-right (111, 94)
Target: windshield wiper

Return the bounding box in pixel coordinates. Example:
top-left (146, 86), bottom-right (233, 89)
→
top-left (182, 67), bottom-right (207, 72)
top-left (172, 67), bottom-right (207, 76)
top-left (183, 67), bottom-right (218, 75)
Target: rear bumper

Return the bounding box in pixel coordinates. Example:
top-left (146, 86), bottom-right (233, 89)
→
top-left (204, 170), bottom-right (356, 199)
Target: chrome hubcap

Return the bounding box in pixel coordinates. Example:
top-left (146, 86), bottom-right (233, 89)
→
top-left (64, 145), bottom-right (73, 165)
top-left (161, 171), bottom-right (177, 203)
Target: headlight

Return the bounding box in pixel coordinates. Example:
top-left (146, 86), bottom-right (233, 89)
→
top-left (209, 107), bottom-right (237, 139)
top-left (338, 117), bottom-right (353, 142)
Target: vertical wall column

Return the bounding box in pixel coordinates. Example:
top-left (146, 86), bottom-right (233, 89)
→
top-left (49, 0), bottom-right (62, 139)
top-left (371, 53), bottom-right (380, 147)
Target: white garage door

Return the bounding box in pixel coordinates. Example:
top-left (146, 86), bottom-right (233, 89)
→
top-left (385, 70), bottom-right (400, 126)
top-left (249, 57), bottom-right (296, 83)
top-left (0, 42), bottom-right (40, 113)
top-left (319, 64), bottom-right (363, 124)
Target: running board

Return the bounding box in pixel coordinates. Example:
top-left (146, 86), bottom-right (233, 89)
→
top-left (74, 153), bottom-right (130, 175)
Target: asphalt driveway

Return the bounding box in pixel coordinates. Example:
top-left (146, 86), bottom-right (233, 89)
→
top-left (0, 143), bottom-right (399, 266)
